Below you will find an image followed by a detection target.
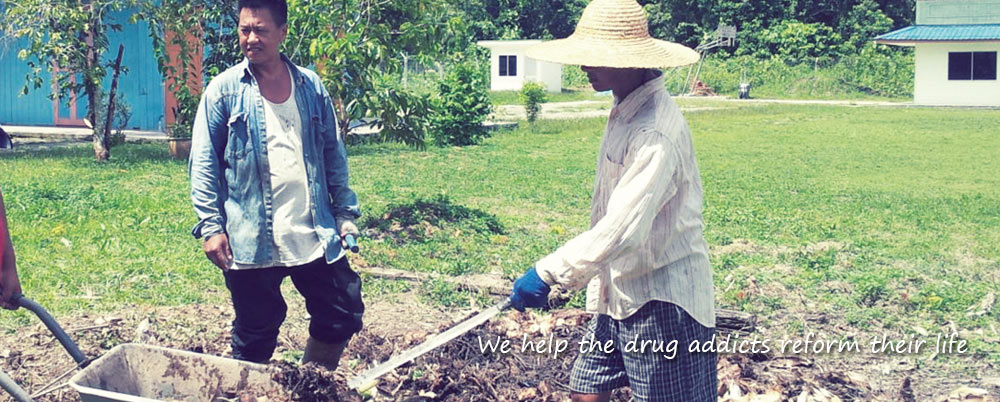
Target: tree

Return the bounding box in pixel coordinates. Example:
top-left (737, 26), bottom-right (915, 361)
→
top-left (877, 0), bottom-right (915, 28)
top-left (640, 0), bottom-right (714, 47)
top-left (196, 0), bottom-right (243, 79)
top-left (286, 0), bottom-right (463, 148)
top-left (758, 20), bottom-right (844, 65)
top-left (139, 0), bottom-right (206, 140)
top-left (2, 0), bottom-right (135, 161)
top-left (431, 59), bottom-right (493, 146)
top-left (451, 0), bottom-right (586, 41)
top-left (839, 0), bottom-right (894, 50)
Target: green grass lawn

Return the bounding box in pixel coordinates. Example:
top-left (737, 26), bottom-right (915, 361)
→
top-left (1, 104), bottom-right (998, 364)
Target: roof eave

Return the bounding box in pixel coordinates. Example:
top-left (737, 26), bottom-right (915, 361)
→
top-left (876, 39), bottom-right (1000, 46)
top-left (875, 40), bottom-right (918, 46)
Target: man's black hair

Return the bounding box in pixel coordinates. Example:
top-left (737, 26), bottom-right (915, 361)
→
top-left (238, 0), bottom-right (287, 26)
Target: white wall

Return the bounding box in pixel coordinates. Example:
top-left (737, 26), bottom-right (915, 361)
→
top-left (488, 48), bottom-right (527, 91)
top-left (480, 41), bottom-right (562, 93)
top-left (915, 42), bottom-right (1000, 106)
top-left (537, 60), bottom-right (562, 93)
top-left (522, 58), bottom-right (562, 93)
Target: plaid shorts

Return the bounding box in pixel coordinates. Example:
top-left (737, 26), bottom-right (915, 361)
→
top-left (570, 301), bottom-right (717, 401)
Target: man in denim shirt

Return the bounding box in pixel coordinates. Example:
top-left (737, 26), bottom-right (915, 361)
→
top-left (189, 0), bottom-right (362, 370)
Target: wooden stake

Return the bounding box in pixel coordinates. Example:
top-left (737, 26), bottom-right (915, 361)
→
top-left (103, 44), bottom-right (125, 149)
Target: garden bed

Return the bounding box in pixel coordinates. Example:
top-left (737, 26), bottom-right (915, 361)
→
top-left (4, 299), bottom-right (985, 402)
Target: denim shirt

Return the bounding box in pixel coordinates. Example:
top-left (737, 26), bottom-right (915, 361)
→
top-left (189, 55), bottom-right (360, 266)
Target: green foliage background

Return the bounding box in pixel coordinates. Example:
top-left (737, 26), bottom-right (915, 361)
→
top-left (2, 0), bottom-right (920, 149)
top-left (457, 0), bottom-right (915, 98)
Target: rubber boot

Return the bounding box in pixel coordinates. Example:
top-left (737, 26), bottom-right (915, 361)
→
top-left (302, 337), bottom-right (348, 371)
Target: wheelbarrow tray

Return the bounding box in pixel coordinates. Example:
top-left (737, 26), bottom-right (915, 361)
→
top-left (68, 344), bottom-right (278, 402)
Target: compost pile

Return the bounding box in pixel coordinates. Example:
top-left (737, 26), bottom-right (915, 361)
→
top-left (267, 362), bottom-right (359, 402)
top-left (342, 309), bottom-right (880, 401)
top-left (344, 309), bottom-right (631, 401)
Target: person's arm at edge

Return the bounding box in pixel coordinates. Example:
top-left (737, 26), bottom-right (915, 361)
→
top-left (534, 129), bottom-right (682, 289)
top-left (0, 189), bottom-right (22, 310)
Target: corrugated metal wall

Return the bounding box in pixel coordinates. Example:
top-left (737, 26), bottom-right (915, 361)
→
top-left (0, 7), bottom-right (166, 131)
top-left (0, 37), bottom-right (57, 126)
top-left (106, 9), bottom-right (166, 131)
top-left (917, 0), bottom-right (1000, 25)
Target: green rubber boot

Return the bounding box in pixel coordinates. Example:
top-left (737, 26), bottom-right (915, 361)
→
top-left (302, 337), bottom-right (348, 371)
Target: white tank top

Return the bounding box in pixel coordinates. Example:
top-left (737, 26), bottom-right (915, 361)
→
top-left (234, 65), bottom-right (324, 269)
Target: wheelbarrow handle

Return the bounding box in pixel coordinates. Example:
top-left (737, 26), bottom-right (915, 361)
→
top-left (0, 368), bottom-right (33, 402)
top-left (13, 294), bottom-right (89, 367)
top-left (344, 234), bottom-right (359, 253)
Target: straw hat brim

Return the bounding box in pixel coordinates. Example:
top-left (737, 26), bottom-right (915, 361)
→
top-left (525, 35), bottom-right (699, 69)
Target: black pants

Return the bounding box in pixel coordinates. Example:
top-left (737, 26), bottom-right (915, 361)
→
top-left (223, 256), bottom-right (364, 363)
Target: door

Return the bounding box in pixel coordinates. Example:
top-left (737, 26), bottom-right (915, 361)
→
top-left (52, 70), bottom-right (87, 127)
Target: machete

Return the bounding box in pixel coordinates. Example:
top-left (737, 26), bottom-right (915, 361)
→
top-left (347, 297), bottom-right (513, 390)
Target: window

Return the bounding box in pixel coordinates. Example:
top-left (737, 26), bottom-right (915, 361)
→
top-left (973, 52), bottom-right (997, 80)
top-left (949, 53), bottom-right (972, 80)
top-left (948, 51), bottom-right (997, 80)
top-left (499, 55), bottom-right (517, 77)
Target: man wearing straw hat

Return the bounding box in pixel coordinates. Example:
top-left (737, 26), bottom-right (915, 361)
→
top-left (507, 0), bottom-right (717, 400)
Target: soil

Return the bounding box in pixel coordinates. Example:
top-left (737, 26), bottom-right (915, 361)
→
top-left (1, 291), bottom-right (997, 401)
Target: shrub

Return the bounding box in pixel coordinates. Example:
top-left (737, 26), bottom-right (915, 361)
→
top-left (562, 65), bottom-right (589, 89)
top-left (663, 54), bottom-right (913, 99)
top-left (366, 194), bottom-right (504, 236)
top-left (839, 0), bottom-right (894, 51)
top-left (758, 20), bottom-right (845, 65)
top-left (835, 44), bottom-right (914, 97)
top-left (92, 93), bottom-right (132, 148)
top-left (431, 59), bottom-right (493, 146)
top-left (854, 274), bottom-right (889, 307)
top-left (519, 81), bottom-right (547, 123)
top-left (371, 75), bottom-right (435, 149)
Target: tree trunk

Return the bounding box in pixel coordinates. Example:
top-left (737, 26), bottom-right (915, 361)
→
top-left (85, 5), bottom-right (109, 162)
top-left (88, 86), bottom-right (108, 161)
top-left (336, 96), bottom-right (350, 138)
top-left (103, 45), bottom-right (125, 147)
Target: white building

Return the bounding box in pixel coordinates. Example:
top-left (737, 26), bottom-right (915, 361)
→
top-left (876, 0), bottom-right (1000, 106)
top-left (477, 40), bottom-right (562, 93)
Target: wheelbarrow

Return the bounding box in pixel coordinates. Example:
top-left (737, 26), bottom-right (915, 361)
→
top-left (1, 295), bottom-right (281, 402)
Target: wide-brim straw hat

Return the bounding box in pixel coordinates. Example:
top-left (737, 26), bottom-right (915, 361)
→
top-left (526, 0), bottom-right (699, 69)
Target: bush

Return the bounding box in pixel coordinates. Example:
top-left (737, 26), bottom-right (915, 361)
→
top-left (758, 20), bottom-right (846, 65)
top-left (92, 93), bottom-right (132, 148)
top-left (370, 74), bottom-right (435, 149)
top-left (663, 54), bottom-right (912, 99)
top-left (562, 65), bottom-right (589, 89)
top-left (840, 0), bottom-right (894, 51)
top-left (519, 81), bottom-right (547, 123)
top-left (835, 44), bottom-right (914, 97)
top-left (431, 59), bottom-right (493, 146)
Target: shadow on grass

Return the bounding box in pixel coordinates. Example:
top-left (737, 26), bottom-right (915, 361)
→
top-left (362, 194), bottom-right (505, 244)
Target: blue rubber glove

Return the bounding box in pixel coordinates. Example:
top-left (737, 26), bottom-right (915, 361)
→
top-left (509, 267), bottom-right (551, 312)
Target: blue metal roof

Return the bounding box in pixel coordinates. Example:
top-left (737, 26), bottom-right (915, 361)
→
top-left (876, 24), bottom-right (1000, 43)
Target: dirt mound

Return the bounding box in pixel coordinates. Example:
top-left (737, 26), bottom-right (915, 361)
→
top-left (270, 362), bottom-right (360, 402)
top-left (1, 300), bottom-right (989, 401)
top-left (343, 309), bottom-right (629, 401)
top-left (342, 309), bottom-right (885, 401)
top-left (363, 195), bottom-right (504, 244)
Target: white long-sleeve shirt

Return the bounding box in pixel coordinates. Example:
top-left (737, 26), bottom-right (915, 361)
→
top-left (535, 71), bottom-right (716, 327)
